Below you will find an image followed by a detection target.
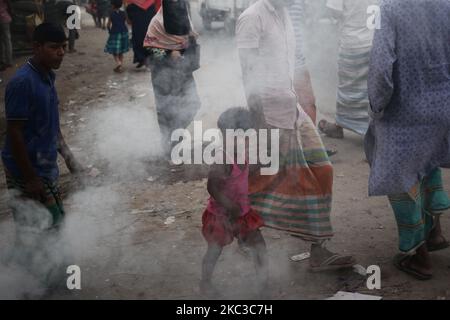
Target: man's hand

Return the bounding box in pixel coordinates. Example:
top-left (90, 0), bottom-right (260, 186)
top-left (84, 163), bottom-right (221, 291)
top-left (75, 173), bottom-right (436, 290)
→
top-left (25, 177), bottom-right (47, 203)
top-left (58, 130), bottom-right (84, 175)
top-left (170, 50), bottom-right (182, 61)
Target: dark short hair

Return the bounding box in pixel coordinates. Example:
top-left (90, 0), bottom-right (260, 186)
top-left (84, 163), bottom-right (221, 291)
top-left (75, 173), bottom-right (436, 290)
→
top-left (33, 23), bottom-right (67, 44)
top-left (111, 0), bottom-right (122, 8)
top-left (217, 107), bottom-right (254, 131)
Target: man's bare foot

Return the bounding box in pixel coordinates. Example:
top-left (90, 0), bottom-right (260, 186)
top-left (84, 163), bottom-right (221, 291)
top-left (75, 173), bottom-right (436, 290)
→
top-left (318, 120), bottom-right (344, 139)
top-left (426, 217), bottom-right (449, 252)
top-left (394, 253), bottom-right (432, 280)
top-left (309, 243), bottom-right (355, 272)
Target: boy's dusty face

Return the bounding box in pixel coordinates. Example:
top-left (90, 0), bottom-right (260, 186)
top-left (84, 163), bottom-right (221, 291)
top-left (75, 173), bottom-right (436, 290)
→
top-left (34, 41), bottom-right (66, 70)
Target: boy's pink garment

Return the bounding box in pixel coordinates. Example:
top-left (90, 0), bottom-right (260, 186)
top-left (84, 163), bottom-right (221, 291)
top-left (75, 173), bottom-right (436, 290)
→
top-left (206, 153), bottom-right (251, 217)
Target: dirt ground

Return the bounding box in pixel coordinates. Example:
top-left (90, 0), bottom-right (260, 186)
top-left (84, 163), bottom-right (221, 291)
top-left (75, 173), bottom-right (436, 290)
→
top-left (0, 6), bottom-right (449, 300)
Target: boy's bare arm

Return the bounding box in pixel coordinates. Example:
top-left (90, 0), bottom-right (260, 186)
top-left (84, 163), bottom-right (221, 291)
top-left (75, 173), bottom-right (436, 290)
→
top-left (57, 130), bottom-right (83, 174)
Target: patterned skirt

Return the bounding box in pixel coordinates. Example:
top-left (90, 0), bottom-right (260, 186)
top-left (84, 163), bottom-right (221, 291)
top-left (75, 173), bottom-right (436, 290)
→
top-left (104, 32), bottom-right (130, 55)
top-left (249, 116), bottom-right (334, 241)
top-left (388, 167), bottom-right (450, 253)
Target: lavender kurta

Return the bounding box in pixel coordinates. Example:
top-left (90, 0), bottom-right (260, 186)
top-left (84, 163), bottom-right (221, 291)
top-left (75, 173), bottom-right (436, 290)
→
top-left (365, 0), bottom-right (450, 196)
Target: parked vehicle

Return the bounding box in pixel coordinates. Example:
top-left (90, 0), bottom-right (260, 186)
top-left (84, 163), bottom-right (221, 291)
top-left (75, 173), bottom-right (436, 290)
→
top-left (199, 0), bottom-right (252, 34)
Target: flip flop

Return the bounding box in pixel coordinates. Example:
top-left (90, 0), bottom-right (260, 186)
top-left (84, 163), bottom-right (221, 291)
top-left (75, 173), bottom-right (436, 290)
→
top-left (113, 65), bottom-right (124, 73)
top-left (318, 120), bottom-right (344, 139)
top-left (310, 254), bottom-right (355, 272)
top-left (426, 240), bottom-right (450, 252)
top-left (327, 148), bottom-right (338, 157)
top-left (393, 254), bottom-right (432, 280)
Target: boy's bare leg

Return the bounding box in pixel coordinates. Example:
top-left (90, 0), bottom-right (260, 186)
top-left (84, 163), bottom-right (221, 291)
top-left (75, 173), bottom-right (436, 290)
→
top-left (200, 243), bottom-right (223, 296)
top-left (113, 55), bottom-right (122, 72)
top-left (245, 230), bottom-right (269, 297)
top-left (113, 55), bottom-right (120, 65)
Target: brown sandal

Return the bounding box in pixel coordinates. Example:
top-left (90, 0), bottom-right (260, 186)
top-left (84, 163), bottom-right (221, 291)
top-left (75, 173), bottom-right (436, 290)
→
top-left (113, 65), bottom-right (123, 73)
top-left (318, 120), bottom-right (344, 139)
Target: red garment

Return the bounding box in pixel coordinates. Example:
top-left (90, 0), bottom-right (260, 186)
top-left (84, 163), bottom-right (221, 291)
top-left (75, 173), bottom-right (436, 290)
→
top-left (154, 0), bottom-right (161, 11)
top-left (207, 161), bottom-right (251, 217)
top-left (126, 0), bottom-right (159, 10)
top-left (202, 208), bottom-right (264, 246)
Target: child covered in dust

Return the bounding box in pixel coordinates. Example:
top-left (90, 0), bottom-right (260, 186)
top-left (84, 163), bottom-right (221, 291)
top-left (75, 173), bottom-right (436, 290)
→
top-left (104, 0), bottom-right (129, 73)
top-left (200, 107), bottom-right (268, 297)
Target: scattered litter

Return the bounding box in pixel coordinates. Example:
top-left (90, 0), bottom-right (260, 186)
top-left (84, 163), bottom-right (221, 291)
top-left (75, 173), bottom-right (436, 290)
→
top-left (164, 216), bottom-right (176, 225)
top-left (353, 264), bottom-right (367, 276)
top-left (98, 92), bottom-right (106, 97)
top-left (68, 100), bottom-right (75, 106)
top-left (327, 291), bottom-right (382, 300)
top-left (171, 210), bottom-right (191, 216)
top-left (290, 252), bottom-right (311, 262)
top-left (78, 118), bottom-right (86, 122)
top-left (88, 167), bottom-right (101, 178)
top-left (130, 209), bottom-right (156, 215)
top-left (136, 93), bottom-right (147, 98)
top-left (146, 176), bottom-right (156, 182)
top-left (377, 225), bottom-right (385, 230)
top-left (336, 173), bottom-right (345, 178)
top-left (68, 113), bottom-right (77, 117)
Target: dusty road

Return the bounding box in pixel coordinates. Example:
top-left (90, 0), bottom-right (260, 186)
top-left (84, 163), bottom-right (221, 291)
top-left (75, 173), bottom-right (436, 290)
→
top-left (0, 6), bottom-right (449, 300)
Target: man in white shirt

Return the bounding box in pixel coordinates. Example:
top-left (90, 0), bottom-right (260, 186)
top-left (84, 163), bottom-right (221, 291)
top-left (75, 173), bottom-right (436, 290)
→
top-left (318, 0), bottom-right (378, 138)
top-left (237, 0), bottom-right (355, 273)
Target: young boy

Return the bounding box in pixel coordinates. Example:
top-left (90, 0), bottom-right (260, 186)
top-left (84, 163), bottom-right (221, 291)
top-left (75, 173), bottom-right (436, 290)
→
top-left (1, 23), bottom-right (82, 284)
top-left (200, 107), bottom-right (268, 298)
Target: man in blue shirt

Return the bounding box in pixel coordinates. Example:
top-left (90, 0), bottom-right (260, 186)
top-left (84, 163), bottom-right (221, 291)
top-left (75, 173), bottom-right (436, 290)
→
top-left (1, 23), bottom-right (82, 281)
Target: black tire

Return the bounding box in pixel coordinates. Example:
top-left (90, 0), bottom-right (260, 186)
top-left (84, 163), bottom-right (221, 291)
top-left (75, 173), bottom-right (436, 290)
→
top-left (224, 16), bottom-right (235, 36)
top-left (202, 16), bottom-right (212, 30)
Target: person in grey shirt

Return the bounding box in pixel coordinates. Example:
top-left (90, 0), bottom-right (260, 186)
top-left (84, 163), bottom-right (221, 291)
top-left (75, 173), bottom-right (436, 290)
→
top-left (365, 0), bottom-right (450, 280)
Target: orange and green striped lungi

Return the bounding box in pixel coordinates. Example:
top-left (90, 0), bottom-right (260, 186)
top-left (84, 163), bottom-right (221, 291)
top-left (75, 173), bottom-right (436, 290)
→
top-left (250, 116), bottom-right (334, 241)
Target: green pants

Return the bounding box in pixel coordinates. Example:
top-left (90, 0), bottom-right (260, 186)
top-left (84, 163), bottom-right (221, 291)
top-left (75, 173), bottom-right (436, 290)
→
top-left (388, 168), bottom-right (450, 253)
